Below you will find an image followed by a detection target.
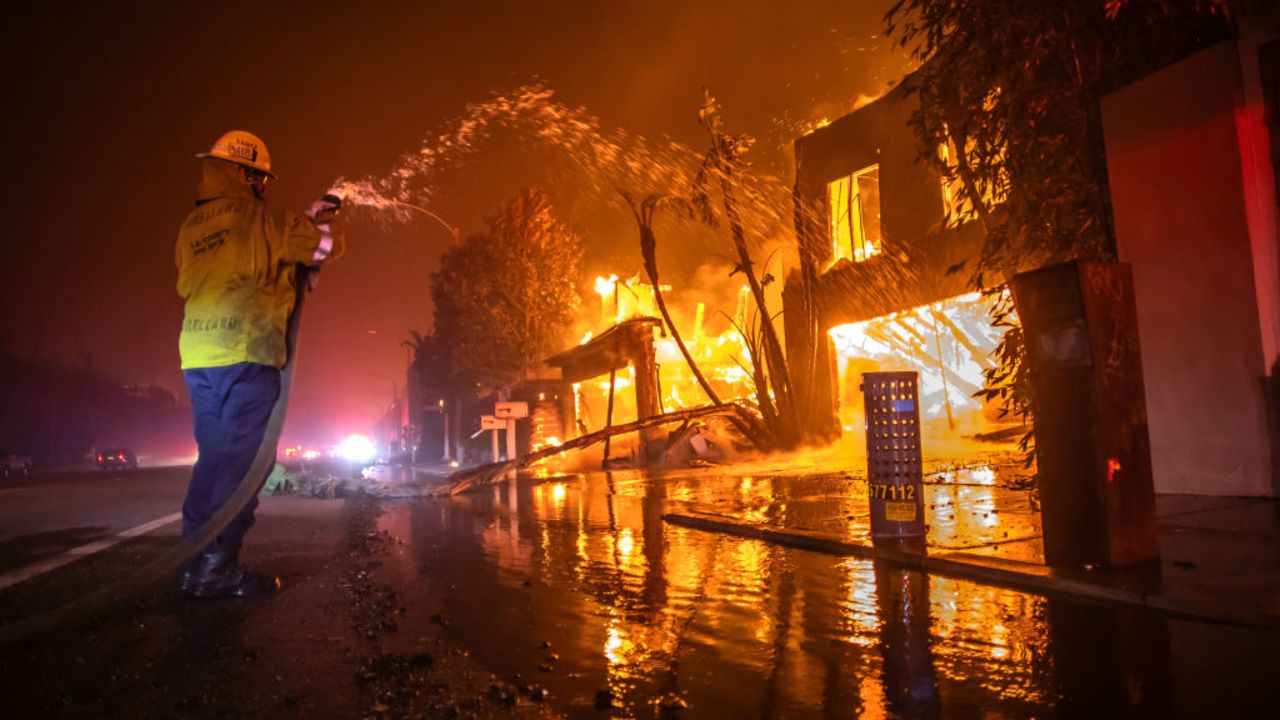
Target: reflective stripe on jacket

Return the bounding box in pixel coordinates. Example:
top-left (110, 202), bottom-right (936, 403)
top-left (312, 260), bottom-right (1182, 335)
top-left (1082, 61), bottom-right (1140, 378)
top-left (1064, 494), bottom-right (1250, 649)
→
top-left (176, 160), bottom-right (345, 369)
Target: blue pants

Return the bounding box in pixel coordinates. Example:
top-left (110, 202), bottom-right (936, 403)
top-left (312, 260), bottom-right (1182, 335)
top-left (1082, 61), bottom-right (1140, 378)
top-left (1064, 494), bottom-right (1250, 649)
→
top-left (182, 362), bottom-right (280, 553)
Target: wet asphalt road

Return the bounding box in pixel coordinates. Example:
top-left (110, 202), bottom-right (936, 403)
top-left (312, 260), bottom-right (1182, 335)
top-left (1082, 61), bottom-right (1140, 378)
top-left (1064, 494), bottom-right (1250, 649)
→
top-left (0, 467), bottom-right (187, 576)
top-left (0, 468), bottom-right (556, 719)
top-left (2, 466), bottom-right (1279, 718)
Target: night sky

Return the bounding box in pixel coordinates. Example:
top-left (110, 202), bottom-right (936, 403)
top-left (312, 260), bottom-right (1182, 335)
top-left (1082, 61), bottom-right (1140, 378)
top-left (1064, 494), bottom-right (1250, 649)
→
top-left (1, 0), bottom-right (903, 446)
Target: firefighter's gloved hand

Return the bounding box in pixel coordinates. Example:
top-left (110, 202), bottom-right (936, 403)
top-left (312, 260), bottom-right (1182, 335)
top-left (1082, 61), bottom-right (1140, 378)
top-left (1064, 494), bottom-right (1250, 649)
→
top-left (306, 201), bottom-right (338, 225)
top-left (306, 187), bottom-right (345, 225)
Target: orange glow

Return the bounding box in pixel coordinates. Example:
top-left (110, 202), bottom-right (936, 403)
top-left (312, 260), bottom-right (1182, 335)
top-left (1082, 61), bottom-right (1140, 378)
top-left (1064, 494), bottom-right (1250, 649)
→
top-left (561, 263), bottom-right (778, 453)
top-left (829, 292), bottom-right (1012, 442)
top-left (828, 164), bottom-right (882, 264)
top-left (594, 274), bottom-right (618, 298)
top-left (1107, 457), bottom-right (1121, 483)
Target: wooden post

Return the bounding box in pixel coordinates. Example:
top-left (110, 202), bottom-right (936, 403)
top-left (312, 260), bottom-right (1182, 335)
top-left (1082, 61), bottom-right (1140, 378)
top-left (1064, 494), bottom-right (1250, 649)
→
top-left (630, 324), bottom-right (661, 465)
top-left (602, 367), bottom-right (617, 469)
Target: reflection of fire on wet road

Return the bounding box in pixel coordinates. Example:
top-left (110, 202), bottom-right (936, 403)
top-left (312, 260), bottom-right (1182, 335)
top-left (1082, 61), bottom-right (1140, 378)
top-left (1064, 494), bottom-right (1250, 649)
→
top-left (382, 468), bottom-right (1260, 717)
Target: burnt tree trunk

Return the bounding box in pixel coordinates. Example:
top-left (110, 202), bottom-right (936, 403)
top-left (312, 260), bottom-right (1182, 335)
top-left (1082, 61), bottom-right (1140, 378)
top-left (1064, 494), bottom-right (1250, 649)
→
top-left (629, 195), bottom-right (724, 407)
top-left (625, 193), bottom-right (772, 450)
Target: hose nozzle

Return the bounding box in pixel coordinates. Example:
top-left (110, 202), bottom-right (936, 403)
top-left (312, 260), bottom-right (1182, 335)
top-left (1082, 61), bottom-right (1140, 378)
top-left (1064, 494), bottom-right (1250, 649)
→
top-left (321, 185), bottom-right (349, 209)
top-left (307, 185), bottom-right (347, 222)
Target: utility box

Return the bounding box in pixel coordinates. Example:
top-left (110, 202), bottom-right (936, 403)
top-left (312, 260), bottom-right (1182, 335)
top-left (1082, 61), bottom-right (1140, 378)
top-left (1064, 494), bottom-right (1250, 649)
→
top-left (1011, 261), bottom-right (1160, 567)
top-left (861, 371), bottom-right (926, 539)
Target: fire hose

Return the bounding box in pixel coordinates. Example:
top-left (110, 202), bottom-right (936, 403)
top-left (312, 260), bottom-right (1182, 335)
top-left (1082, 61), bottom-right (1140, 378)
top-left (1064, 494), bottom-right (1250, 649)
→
top-left (0, 198), bottom-right (337, 646)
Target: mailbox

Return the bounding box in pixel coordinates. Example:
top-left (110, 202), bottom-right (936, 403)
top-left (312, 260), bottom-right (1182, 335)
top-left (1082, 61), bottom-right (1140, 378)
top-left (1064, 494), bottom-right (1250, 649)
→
top-left (494, 401), bottom-right (528, 419)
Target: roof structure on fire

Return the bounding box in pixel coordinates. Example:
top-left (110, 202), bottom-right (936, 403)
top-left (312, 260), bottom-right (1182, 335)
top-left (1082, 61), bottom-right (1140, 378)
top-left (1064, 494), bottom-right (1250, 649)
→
top-left (545, 317), bottom-right (662, 383)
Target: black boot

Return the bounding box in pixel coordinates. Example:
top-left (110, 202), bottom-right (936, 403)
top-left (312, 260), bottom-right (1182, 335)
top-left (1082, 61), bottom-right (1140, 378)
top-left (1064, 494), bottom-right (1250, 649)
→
top-left (177, 556), bottom-right (201, 594)
top-left (189, 546), bottom-right (277, 599)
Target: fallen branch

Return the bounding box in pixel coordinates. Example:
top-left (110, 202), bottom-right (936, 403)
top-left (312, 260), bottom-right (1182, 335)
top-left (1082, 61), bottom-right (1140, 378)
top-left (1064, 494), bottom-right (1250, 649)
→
top-left (437, 403), bottom-right (761, 495)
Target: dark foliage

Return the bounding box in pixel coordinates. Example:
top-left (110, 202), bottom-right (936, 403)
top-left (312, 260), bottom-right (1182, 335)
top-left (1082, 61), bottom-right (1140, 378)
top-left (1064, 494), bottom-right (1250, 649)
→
top-left (409, 188), bottom-right (583, 400)
top-left (885, 0), bottom-right (1234, 463)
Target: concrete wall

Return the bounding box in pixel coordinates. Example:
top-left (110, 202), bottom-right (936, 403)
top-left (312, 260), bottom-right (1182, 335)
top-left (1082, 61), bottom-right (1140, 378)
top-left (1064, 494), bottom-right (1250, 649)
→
top-left (1103, 41), bottom-right (1278, 497)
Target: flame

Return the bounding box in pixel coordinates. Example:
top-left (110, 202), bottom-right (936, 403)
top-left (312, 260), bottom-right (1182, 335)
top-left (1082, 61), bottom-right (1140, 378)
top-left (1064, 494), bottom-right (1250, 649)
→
top-left (530, 435), bottom-right (564, 452)
top-left (828, 292), bottom-right (1012, 444)
top-left (717, 365), bottom-right (749, 385)
top-left (594, 274), bottom-right (618, 297)
top-left (600, 376), bottom-right (632, 392)
top-left (565, 260), bottom-right (787, 447)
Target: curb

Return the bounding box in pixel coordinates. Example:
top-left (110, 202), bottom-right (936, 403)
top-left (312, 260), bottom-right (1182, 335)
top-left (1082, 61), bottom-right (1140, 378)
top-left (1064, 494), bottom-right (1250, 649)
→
top-left (662, 511), bottom-right (1280, 630)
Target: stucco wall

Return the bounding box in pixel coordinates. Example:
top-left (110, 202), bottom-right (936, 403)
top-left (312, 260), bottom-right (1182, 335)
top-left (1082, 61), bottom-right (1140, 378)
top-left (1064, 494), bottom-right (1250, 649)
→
top-left (1103, 41), bottom-right (1277, 497)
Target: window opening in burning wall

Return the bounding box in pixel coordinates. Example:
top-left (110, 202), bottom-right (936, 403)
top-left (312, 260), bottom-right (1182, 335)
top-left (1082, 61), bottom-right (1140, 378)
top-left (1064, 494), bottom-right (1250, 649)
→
top-left (828, 164), bottom-right (881, 264)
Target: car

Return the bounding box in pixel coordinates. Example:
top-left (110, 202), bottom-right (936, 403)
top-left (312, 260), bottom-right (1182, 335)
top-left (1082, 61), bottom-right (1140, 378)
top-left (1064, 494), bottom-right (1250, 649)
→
top-left (97, 448), bottom-right (138, 470)
top-left (1, 451), bottom-right (32, 478)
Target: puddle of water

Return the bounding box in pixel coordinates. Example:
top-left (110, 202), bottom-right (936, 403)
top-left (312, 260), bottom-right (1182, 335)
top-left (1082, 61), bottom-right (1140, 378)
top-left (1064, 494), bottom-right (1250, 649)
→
top-left (380, 472), bottom-right (1280, 718)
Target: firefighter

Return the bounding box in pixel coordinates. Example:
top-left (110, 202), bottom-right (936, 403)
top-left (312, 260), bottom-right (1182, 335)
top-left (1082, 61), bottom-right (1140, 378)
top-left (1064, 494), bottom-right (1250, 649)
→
top-left (175, 130), bottom-right (344, 597)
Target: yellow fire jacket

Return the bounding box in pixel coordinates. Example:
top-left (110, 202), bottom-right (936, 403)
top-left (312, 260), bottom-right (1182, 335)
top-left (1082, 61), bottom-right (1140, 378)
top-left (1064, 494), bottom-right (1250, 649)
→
top-left (176, 160), bottom-right (344, 369)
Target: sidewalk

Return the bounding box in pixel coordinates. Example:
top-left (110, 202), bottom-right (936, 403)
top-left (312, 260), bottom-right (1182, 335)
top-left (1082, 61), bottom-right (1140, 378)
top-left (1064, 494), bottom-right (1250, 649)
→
top-left (659, 463), bottom-right (1280, 629)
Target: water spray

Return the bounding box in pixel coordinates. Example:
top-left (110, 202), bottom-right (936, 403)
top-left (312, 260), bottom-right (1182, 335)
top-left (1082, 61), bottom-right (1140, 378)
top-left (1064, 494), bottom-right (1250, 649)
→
top-left (329, 180), bottom-right (460, 242)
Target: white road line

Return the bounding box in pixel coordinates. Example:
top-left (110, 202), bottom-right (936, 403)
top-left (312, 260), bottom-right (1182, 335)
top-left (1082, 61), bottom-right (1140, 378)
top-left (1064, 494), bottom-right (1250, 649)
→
top-left (0, 511), bottom-right (182, 591)
top-left (118, 513), bottom-right (184, 538)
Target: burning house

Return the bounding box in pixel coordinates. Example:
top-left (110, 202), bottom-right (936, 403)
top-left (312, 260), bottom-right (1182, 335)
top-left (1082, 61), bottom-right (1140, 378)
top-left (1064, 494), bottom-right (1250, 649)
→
top-left (785, 84), bottom-right (1013, 454)
top-left (539, 275), bottom-right (758, 467)
top-left (416, 269), bottom-right (760, 468)
top-left (546, 317), bottom-right (663, 465)
top-left (786, 24), bottom-right (1280, 498)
